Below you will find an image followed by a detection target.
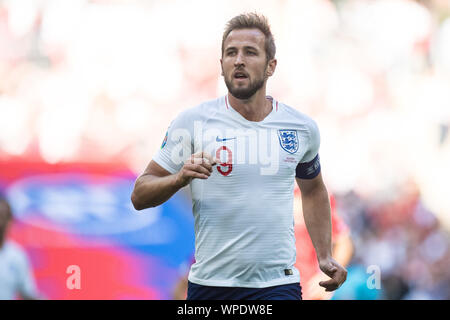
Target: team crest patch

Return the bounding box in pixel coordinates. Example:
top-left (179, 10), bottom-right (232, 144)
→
top-left (161, 131), bottom-right (168, 149)
top-left (277, 130), bottom-right (299, 154)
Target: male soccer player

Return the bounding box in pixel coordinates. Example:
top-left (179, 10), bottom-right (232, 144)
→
top-left (131, 13), bottom-right (347, 300)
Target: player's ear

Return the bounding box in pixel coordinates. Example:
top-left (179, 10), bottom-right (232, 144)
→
top-left (266, 58), bottom-right (277, 77)
top-left (220, 59), bottom-right (224, 76)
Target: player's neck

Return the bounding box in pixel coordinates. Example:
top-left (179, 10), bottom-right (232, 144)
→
top-left (227, 90), bottom-right (273, 122)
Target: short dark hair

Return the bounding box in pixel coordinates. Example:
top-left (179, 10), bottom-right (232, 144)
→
top-left (222, 13), bottom-right (276, 61)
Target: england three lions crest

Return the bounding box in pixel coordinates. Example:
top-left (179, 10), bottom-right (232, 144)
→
top-left (277, 130), bottom-right (299, 154)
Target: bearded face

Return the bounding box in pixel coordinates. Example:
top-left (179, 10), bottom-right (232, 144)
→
top-left (221, 28), bottom-right (274, 100)
top-left (223, 65), bottom-right (267, 100)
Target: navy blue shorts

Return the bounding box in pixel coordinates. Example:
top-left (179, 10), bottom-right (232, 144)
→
top-left (187, 281), bottom-right (302, 300)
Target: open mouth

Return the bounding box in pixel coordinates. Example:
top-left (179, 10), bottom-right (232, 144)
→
top-left (233, 71), bottom-right (248, 80)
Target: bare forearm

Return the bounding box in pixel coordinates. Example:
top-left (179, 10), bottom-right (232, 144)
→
top-left (297, 175), bottom-right (348, 291)
top-left (302, 186), bottom-right (332, 261)
top-left (131, 173), bottom-right (182, 210)
top-left (132, 153), bottom-right (216, 210)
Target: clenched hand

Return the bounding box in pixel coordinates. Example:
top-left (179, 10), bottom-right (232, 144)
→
top-left (318, 257), bottom-right (347, 292)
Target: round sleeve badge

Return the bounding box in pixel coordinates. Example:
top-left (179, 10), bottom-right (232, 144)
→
top-left (161, 131), bottom-right (168, 149)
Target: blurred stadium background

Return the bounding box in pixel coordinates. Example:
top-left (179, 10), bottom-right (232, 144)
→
top-left (0, 0), bottom-right (449, 299)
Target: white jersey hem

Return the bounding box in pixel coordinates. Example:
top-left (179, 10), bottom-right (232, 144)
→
top-left (187, 274), bottom-right (301, 288)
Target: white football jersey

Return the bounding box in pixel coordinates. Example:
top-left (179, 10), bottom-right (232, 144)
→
top-left (153, 95), bottom-right (320, 288)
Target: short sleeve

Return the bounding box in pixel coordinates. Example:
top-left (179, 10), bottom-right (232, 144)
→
top-left (152, 110), bottom-right (194, 174)
top-left (295, 119), bottom-right (321, 179)
top-left (302, 119), bottom-right (320, 163)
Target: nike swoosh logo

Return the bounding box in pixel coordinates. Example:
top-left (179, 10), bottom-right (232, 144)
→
top-left (216, 136), bottom-right (236, 142)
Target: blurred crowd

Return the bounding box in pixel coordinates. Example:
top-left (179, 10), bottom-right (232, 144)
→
top-left (335, 182), bottom-right (450, 299)
top-left (0, 0), bottom-right (449, 299)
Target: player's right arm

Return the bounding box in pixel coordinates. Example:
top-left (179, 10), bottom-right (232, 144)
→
top-left (131, 152), bottom-right (216, 210)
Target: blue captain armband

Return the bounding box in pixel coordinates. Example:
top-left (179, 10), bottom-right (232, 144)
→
top-left (296, 154), bottom-right (321, 179)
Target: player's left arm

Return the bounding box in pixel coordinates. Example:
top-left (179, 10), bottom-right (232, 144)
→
top-left (296, 173), bottom-right (347, 292)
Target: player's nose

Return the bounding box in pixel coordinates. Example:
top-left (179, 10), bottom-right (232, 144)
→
top-left (234, 51), bottom-right (245, 66)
